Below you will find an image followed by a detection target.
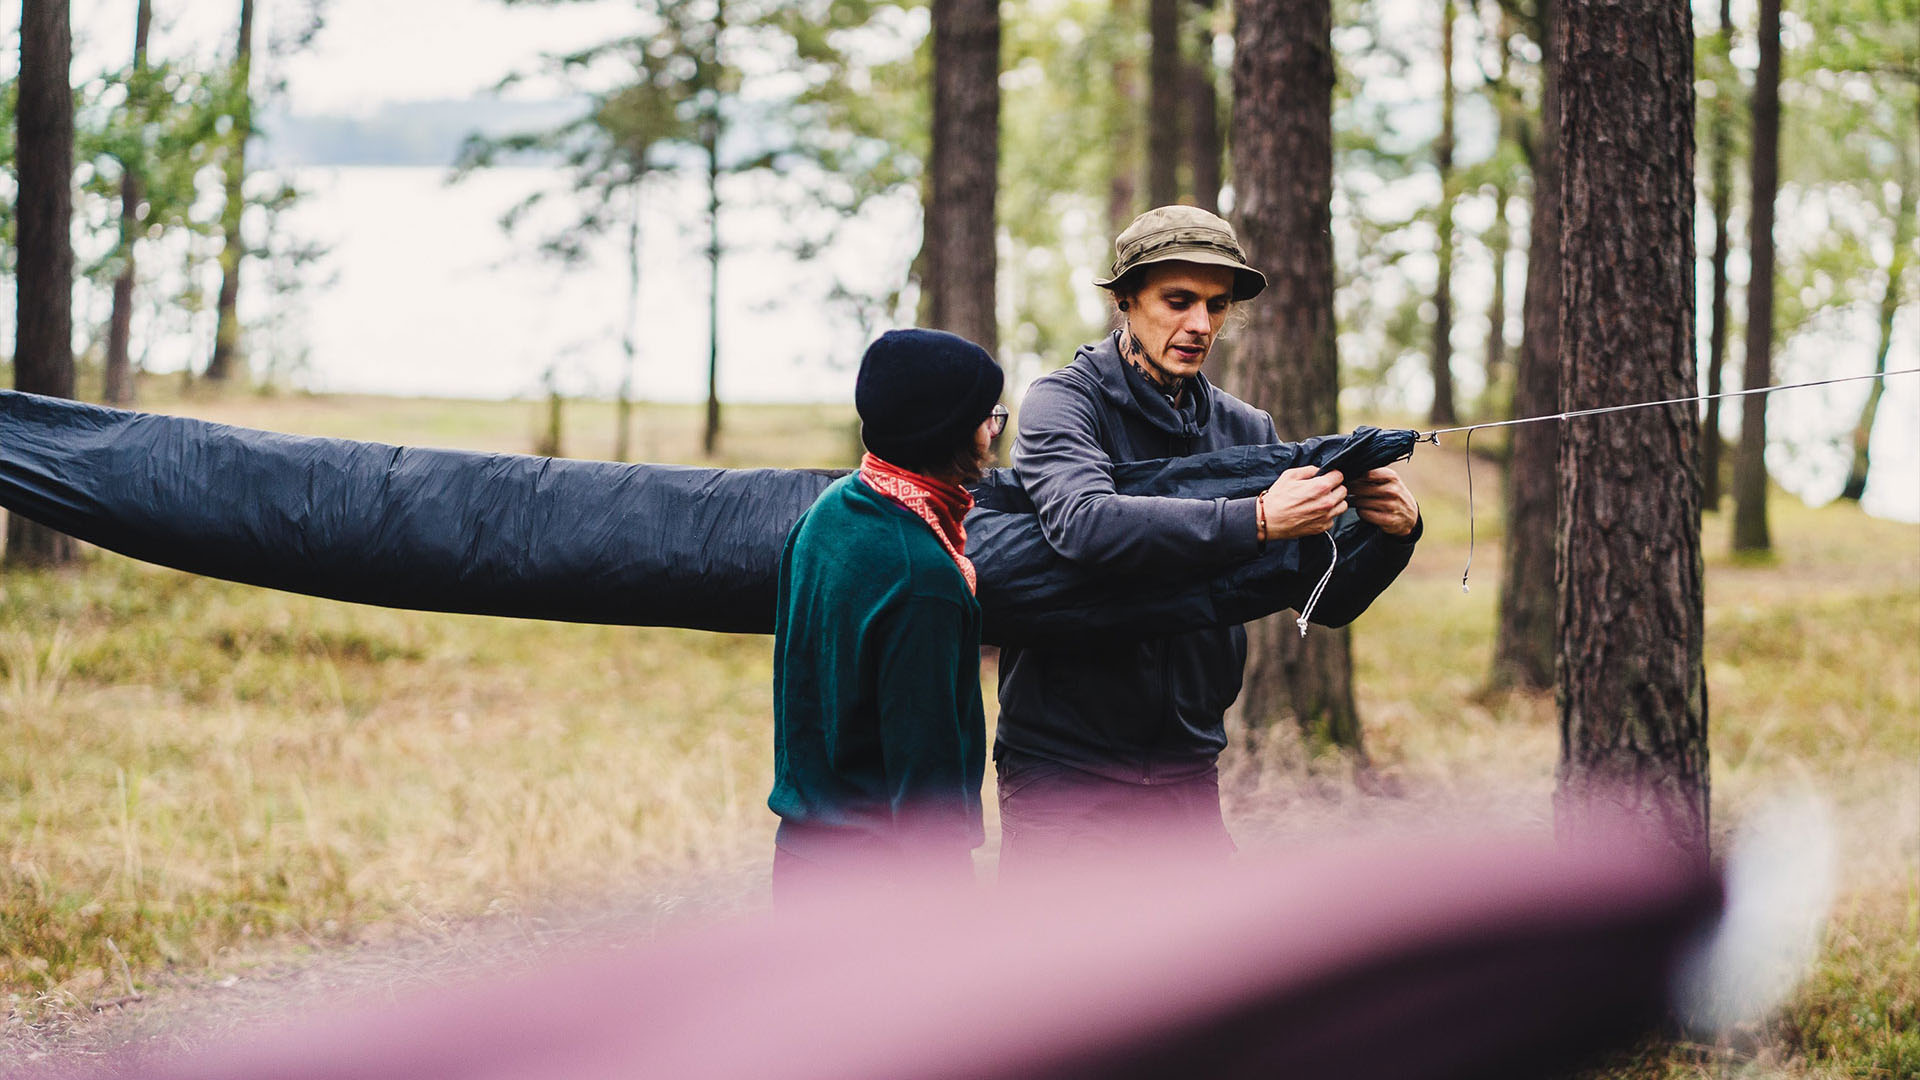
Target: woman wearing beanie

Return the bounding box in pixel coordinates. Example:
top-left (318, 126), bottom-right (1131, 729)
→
top-left (766, 328), bottom-right (1006, 899)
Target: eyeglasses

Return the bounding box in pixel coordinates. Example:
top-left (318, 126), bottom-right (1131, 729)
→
top-left (986, 403), bottom-right (1009, 438)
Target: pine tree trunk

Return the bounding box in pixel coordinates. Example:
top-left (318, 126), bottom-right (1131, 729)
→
top-left (103, 0), bottom-right (152, 407)
top-left (1553, 0), bottom-right (1708, 859)
top-left (926, 0), bottom-right (1000, 355)
top-left (1479, 5), bottom-right (1515, 418)
top-left (536, 375), bottom-right (565, 459)
top-left (1148, 0), bottom-right (1181, 207)
top-left (1700, 0), bottom-right (1734, 509)
top-left (616, 198), bottom-right (642, 463)
top-left (1491, 0), bottom-right (1559, 692)
top-left (1482, 185), bottom-right (1510, 413)
top-left (696, 1), bottom-right (726, 458)
top-left (1108, 0), bottom-right (1141, 235)
top-left (1839, 121), bottom-right (1911, 502)
top-left (703, 92), bottom-right (722, 458)
top-left (1731, 0), bottom-right (1780, 552)
top-left (1429, 0), bottom-right (1459, 428)
top-left (1228, 0), bottom-right (1360, 753)
top-left (205, 0), bottom-right (254, 384)
top-left (8, 0), bottom-right (79, 567)
top-left (1185, 0), bottom-right (1222, 214)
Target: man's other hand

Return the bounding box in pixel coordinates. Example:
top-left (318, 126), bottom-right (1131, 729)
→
top-left (1350, 467), bottom-right (1419, 537)
top-left (1259, 466), bottom-right (1347, 541)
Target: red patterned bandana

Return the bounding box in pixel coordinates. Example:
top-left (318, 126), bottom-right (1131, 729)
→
top-left (858, 452), bottom-right (977, 594)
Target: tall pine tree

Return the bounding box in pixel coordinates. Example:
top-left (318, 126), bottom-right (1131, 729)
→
top-left (102, 0), bottom-right (153, 407)
top-left (1732, 0), bottom-right (1781, 552)
top-left (1227, 0), bottom-right (1360, 752)
top-left (205, 0), bottom-right (254, 384)
top-left (1700, 0), bottom-right (1736, 509)
top-left (1491, 0), bottom-right (1559, 692)
top-left (924, 0), bottom-right (1000, 355)
top-left (1429, 0), bottom-right (1459, 428)
top-left (8, 0), bottom-right (78, 567)
top-left (1553, 0), bottom-right (1708, 857)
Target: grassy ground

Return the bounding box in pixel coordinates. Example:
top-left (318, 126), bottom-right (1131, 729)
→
top-left (3, 387), bottom-right (1916, 1076)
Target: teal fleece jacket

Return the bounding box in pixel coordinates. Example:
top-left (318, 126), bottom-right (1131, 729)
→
top-left (768, 473), bottom-right (986, 866)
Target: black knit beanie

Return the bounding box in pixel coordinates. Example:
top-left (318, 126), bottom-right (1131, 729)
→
top-left (855, 329), bottom-right (1004, 466)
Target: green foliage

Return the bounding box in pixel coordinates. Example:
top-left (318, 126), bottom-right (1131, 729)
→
top-left (1332, 0), bottom-right (1536, 414)
top-left (762, 0), bottom-right (928, 211)
top-left (999, 0), bottom-right (1142, 372)
top-left (1775, 0), bottom-right (1919, 336)
top-left (75, 58), bottom-right (227, 292)
top-left (464, 1), bottom-right (923, 269)
top-left (0, 76), bottom-right (15, 273)
top-left (0, 7), bottom-right (323, 387)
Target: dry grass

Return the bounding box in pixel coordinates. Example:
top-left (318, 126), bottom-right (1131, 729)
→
top-left (2, 392), bottom-right (1915, 1076)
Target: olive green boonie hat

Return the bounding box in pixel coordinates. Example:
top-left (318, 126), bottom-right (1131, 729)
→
top-left (1094, 205), bottom-right (1268, 301)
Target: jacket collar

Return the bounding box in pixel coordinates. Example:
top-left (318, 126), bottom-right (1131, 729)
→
top-left (1076, 330), bottom-right (1215, 437)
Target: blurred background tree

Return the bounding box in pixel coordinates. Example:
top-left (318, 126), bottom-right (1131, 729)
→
top-left (920, 0), bottom-right (999, 356)
top-left (89, 2), bottom-right (231, 405)
top-left (1733, 0), bottom-right (1783, 554)
top-left (202, 0), bottom-right (254, 384)
top-left (465, 0), bottom-right (927, 458)
top-left (455, 1), bottom-right (703, 461)
top-left (1698, 0), bottom-right (1742, 509)
top-left (8, 0), bottom-right (77, 568)
top-left (1779, 0), bottom-right (1918, 504)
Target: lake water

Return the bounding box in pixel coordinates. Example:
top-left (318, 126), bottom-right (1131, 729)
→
top-left (257, 164), bottom-right (920, 405)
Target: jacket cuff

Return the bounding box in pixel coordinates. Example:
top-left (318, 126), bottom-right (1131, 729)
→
top-left (1224, 496), bottom-right (1263, 558)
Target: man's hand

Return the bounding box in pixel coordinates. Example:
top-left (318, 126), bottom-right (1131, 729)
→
top-left (1258, 466), bottom-right (1348, 541)
top-left (1349, 467), bottom-right (1419, 537)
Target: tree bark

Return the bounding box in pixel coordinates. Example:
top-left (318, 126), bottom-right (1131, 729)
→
top-left (1479, 3), bottom-right (1514, 418)
top-left (1491, 0), bottom-right (1559, 692)
top-left (926, 0), bottom-right (1000, 355)
top-left (1553, 0), bottom-right (1708, 859)
top-left (1108, 0), bottom-right (1141, 235)
top-left (1148, 0), bottom-right (1181, 207)
top-left (205, 0), bottom-right (254, 384)
top-left (1429, 0), bottom-right (1459, 428)
top-left (1839, 113), bottom-right (1911, 502)
top-left (103, 0), bottom-right (153, 407)
top-left (616, 195), bottom-right (642, 463)
top-left (703, 66), bottom-right (723, 458)
top-left (8, 0), bottom-right (79, 567)
top-left (1700, 0), bottom-right (1734, 509)
top-left (1731, 0), bottom-right (1780, 552)
top-left (1228, 0), bottom-right (1360, 753)
top-left (1185, 0), bottom-right (1222, 214)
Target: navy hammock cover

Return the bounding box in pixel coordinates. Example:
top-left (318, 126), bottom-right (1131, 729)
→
top-left (0, 391), bottom-right (1419, 646)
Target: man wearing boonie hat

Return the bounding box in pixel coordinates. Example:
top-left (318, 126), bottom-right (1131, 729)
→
top-left (994, 206), bottom-right (1421, 873)
top-left (766, 328), bottom-right (1009, 899)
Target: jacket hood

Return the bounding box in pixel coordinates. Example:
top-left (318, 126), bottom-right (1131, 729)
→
top-left (1073, 331), bottom-right (1217, 438)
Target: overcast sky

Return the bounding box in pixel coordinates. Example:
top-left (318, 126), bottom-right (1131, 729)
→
top-left (62, 0), bottom-right (636, 114)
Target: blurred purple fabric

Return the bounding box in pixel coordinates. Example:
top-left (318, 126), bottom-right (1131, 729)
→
top-left (76, 829), bottom-right (1720, 1080)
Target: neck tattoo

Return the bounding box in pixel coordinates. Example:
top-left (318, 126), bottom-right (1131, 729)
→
top-left (1125, 330), bottom-right (1186, 405)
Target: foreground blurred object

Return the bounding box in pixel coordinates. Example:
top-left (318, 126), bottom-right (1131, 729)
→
top-left (65, 828), bottom-right (1721, 1080)
top-left (1676, 794), bottom-right (1837, 1032)
top-left (0, 392), bottom-right (1414, 645)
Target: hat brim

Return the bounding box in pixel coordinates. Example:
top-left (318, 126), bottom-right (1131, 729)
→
top-left (1093, 247), bottom-right (1269, 302)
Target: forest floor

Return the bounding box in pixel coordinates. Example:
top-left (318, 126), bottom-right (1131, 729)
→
top-left (2, 386), bottom-right (1915, 1078)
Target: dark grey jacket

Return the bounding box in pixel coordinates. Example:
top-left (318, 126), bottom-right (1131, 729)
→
top-left (995, 332), bottom-right (1420, 782)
